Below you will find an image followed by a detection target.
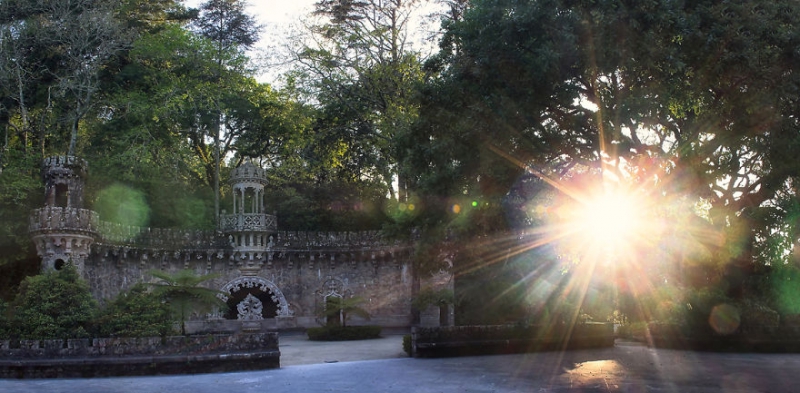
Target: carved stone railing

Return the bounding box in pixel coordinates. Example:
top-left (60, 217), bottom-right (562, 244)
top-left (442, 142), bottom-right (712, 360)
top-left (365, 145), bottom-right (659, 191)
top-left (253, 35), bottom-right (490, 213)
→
top-left (95, 223), bottom-right (220, 249)
top-left (30, 207), bottom-right (402, 252)
top-left (272, 230), bottom-right (391, 249)
top-left (29, 206), bottom-right (100, 236)
top-left (219, 213), bottom-right (278, 233)
top-left (41, 155), bottom-right (87, 178)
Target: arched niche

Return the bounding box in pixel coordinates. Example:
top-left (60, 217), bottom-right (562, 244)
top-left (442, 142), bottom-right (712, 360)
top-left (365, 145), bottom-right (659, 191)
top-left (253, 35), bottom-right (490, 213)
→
top-left (218, 276), bottom-right (292, 317)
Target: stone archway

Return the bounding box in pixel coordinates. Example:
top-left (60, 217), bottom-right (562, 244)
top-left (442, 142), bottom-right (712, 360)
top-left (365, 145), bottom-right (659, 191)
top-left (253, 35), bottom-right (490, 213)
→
top-left (218, 276), bottom-right (292, 317)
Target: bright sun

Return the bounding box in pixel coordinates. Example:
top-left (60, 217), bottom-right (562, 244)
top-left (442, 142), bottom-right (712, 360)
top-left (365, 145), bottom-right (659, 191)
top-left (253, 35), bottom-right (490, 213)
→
top-left (563, 189), bottom-right (650, 255)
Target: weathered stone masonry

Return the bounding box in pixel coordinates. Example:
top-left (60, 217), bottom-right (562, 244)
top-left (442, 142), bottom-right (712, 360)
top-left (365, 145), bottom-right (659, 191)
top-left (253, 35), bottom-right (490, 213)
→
top-left (29, 157), bottom-right (451, 332)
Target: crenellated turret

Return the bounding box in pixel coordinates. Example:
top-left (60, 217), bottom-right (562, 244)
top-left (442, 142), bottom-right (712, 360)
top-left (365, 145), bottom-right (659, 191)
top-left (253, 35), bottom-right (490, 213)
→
top-left (29, 156), bottom-right (97, 273)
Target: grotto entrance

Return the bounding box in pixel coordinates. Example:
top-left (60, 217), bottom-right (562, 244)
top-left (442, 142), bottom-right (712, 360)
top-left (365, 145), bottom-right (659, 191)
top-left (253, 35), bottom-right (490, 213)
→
top-left (218, 276), bottom-right (292, 321)
top-left (223, 287), bottom-right (279, 320)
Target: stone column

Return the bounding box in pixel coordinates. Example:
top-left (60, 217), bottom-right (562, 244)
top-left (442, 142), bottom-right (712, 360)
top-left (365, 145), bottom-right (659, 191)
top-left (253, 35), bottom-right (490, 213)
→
top-left (232, 185), bottom-right (237, 216)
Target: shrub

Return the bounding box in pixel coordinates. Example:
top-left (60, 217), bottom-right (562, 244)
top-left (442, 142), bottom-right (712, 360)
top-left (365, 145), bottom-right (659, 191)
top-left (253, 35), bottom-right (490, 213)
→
top-left (307, 325), bottom-right (382, 341)
top-left (0, 299), bottom-right (8, 337)
top-left (9, 265), bottom-right (97, 339)
top-left (93, 283), bottom-right (174, 337)
top-left (148, 269), bottom-right (226, 335)
top-left (316, 296), bottom-right (371, 328)
top-left (402, 334), bottom-right (412, 356)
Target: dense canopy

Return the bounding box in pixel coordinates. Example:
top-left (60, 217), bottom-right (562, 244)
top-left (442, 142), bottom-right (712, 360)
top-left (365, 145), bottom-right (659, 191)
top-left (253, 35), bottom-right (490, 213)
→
top-left (2, 0), bottom-right (800, 327)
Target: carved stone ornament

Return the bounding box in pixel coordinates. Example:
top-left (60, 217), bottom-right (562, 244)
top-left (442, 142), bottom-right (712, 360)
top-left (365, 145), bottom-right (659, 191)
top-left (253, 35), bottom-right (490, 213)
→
top-left (237, 294), bottom-right (264, 321)
top-left (218, 276), bottom-right (293, 316)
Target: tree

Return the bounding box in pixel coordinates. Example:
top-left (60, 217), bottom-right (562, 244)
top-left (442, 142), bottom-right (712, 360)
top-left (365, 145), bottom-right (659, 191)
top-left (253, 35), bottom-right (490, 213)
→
top-left (291, 0), bottom-right (428, 202)
top-left (193, 0), bottom-right (261, 225)
top-left (413, 0), bottom-right (800, 321)
top-left (148, 269), bottom-right (226, 335)
top-left (8, 264), bottom-right (97, 339)
top-left (0, 0), bottom-right (129, 156)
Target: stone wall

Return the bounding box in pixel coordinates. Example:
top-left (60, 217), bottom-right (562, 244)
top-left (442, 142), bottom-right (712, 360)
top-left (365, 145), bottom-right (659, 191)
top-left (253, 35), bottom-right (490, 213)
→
top-left (0, 333), bottom-right (280, 378)
top-left (28, 156), bottom-right (453, 332)
top-left (83, 240), bottom-right (420, 330)
top-left (411, 323), bottom-right (615, 357)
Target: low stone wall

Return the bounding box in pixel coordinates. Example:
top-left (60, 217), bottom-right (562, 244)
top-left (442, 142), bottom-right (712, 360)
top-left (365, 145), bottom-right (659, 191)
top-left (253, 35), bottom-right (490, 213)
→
top-left (411, 323), bottom-right (614, 358)
top-left (644, 323), bottom-right (800, 352)
top-left (0, 333), bottom-right (279, 378)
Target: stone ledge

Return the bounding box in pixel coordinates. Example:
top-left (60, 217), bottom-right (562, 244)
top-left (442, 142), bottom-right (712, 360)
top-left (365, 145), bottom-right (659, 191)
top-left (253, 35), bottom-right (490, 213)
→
top-left (0, 333), bottom-right (280, 378)
top-left (0, 350), bottom-right (280, 379)
top-left (411, 324), bottom-right (615, 358)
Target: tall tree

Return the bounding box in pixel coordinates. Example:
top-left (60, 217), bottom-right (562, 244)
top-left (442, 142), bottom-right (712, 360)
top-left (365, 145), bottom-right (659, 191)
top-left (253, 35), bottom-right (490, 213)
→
top-left (414, 0), bottom-right (800, 320)
top-left (193, 0), bottom-right (261, 225)
top-left (292, 0), bottom-right (429, 202)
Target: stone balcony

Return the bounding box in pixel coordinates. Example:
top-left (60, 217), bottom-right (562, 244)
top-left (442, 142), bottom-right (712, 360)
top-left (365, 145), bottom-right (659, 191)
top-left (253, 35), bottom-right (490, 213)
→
top-left (219, 213), bottom-right (278, 233)
top-left (29, 206), bottom-right (100, 237)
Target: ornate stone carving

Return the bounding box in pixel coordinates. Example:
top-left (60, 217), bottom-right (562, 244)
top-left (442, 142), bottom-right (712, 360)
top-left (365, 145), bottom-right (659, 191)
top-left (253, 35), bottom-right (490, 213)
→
top-left (219, 276), bottom-right (293, 316)
top-left (237, 294), bottom-right (264, 321)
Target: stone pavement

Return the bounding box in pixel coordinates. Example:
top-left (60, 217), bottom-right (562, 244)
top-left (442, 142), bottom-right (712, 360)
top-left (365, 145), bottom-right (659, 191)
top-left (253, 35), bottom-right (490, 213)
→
top-left (2, 337), bottom-right (800, 392)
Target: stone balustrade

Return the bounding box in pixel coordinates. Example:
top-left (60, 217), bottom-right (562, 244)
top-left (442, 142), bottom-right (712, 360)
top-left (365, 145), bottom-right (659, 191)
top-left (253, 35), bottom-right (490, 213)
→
top-left (29, 206), bottom-right (100, 235)
top-left (219, 213), bottom-right (278, 232)
top-left (30, 207), bottom-right (398, 252)
top-left (274, 230), bottom-right (391, 249)
top-left (41, 155), bottom-right (87, 177)
top-left (95, 223), bottom-right (220, 248)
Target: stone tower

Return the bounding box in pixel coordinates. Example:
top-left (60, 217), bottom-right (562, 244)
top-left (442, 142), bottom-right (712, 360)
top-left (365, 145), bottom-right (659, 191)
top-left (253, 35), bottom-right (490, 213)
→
top-left (29, 156), bottom-right (98, 273)
top-left (219, 161), bottom-right (277, 276)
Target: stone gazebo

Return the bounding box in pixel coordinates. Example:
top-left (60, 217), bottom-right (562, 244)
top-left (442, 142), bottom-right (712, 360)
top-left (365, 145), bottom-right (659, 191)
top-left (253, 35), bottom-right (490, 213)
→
top-left (219, 160), bottom-right (277, 276)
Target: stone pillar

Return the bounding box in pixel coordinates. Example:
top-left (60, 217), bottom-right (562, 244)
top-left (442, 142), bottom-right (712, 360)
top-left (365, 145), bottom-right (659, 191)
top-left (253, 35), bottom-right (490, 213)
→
top-left (232, 186), bottom-right (238, 216)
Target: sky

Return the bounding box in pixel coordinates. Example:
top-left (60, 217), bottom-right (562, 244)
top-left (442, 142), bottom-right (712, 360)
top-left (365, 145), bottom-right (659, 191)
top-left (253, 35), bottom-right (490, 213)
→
top-left (183, 0), bottom-right (446, 85)
top-left (183, 0), bottom-right (319, 84)
top-left (184, 0), bottom-right (317, 26)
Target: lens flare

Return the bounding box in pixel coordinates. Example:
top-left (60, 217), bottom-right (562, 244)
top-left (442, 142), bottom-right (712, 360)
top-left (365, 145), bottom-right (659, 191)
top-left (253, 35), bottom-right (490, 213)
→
top-left (567, 190), bottom-right (650, 254)
top-left (94, 183), bottom-right (150, 228)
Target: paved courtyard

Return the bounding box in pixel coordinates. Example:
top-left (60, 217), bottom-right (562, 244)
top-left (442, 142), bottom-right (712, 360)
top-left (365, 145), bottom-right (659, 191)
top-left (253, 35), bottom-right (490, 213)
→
top-left (2, 336), bottom-right (800, 392)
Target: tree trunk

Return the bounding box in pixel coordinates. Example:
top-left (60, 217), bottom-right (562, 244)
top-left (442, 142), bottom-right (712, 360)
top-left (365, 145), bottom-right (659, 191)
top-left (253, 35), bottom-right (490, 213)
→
top-left (68, 107), bottom-right (80, 156)
top-left (214, 113), bottom-right (220, 227)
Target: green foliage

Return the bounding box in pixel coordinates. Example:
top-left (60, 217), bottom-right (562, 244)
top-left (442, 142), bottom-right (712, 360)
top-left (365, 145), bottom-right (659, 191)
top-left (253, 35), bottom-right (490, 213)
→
top-left (317, 296), bottom-right (371, 328)
top-left (402, 334), bottom-right (412, 356)
top-left (293, 0), bottom-right (426, 203)
top-left (94, 283), bottom-right (174, 338)
top-left (0, 299), bottom-right (9, 337)
top-left (768, 265), bottom-right (800, 315)
top-left (148, 269), bottom-right (227, 335)
top-left (8, 265), bottom-right (97, 339)
top-left (306, 325), bottom-right (382, 341)
top-left (266, 179), bottom-right (389, 231)
top-left (0, 152), bottom-right (42, 267)
top-left (412, 287), bottom-right (454, 311)
top-left (411, 0), bottom-right (800, 325)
